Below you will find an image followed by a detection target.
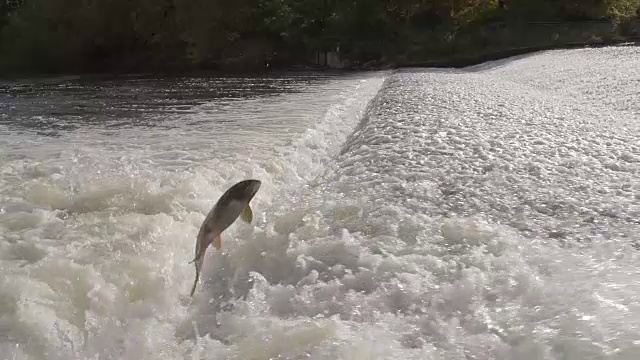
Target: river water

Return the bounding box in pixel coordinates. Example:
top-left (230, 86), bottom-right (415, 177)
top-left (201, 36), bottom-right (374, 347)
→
top-left (0, 46), bottom-right (638, 359)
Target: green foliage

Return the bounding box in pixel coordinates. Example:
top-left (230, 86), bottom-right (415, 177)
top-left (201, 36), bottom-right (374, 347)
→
top-left (1, 0), bottom-right (639, 74)
top-left (606, 0), bottom-right (640, 19)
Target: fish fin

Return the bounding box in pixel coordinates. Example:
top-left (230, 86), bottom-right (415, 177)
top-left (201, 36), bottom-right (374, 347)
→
top-left (213, 234), bottom-right (222, 250)
top-left (188, 240), bottom-right (207, 264)
top-left (240, 204), bottom-right (253, 223)
top-left (188, 250), bottom-right (201, 264)
top-left (188, 251), bottom-right (204, 264)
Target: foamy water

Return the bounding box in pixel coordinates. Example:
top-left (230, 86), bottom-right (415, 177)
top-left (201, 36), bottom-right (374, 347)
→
top-left (1, 46), bottom-right (639, 360)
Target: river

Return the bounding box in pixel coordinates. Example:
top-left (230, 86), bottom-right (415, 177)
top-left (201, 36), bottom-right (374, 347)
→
top-left (0, 46), bottom-right (638, 359)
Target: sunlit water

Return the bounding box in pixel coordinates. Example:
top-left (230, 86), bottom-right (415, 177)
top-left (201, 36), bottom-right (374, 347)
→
top-left (0, 46), bottom-right (638, 360)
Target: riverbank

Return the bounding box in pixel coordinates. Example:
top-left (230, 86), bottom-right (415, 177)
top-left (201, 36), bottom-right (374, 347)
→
top-left (3, 0), bottom-right (640, 79)
top-left (1, 35), bottom-right (638, 80)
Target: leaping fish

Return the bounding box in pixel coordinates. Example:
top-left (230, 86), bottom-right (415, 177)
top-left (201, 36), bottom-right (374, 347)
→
top-left (189, 179), bottom-right (261, 296)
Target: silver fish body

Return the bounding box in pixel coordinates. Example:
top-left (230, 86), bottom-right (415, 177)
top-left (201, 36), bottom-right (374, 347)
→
top-left (189, 179), bottom-right (261, 296)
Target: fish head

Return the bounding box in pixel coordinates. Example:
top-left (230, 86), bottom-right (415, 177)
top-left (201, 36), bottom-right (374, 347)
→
top-left (211, 179), bottom-right (262, 229)
top-left (233, 179), bottom-right (261, 203)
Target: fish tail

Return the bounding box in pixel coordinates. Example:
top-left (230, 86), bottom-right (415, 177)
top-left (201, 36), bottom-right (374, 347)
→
top-left (190, 255), bottom-right (204, 297)
top-left (189, 232), bottom-right (218, 296)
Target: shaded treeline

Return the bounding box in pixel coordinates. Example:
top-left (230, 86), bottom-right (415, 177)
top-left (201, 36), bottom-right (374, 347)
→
top-left (1, 0), bottom-right (639, 74)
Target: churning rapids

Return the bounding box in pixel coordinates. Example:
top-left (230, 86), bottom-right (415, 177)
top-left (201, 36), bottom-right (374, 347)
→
top-left (0, 46), bottom-right (639, 360)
